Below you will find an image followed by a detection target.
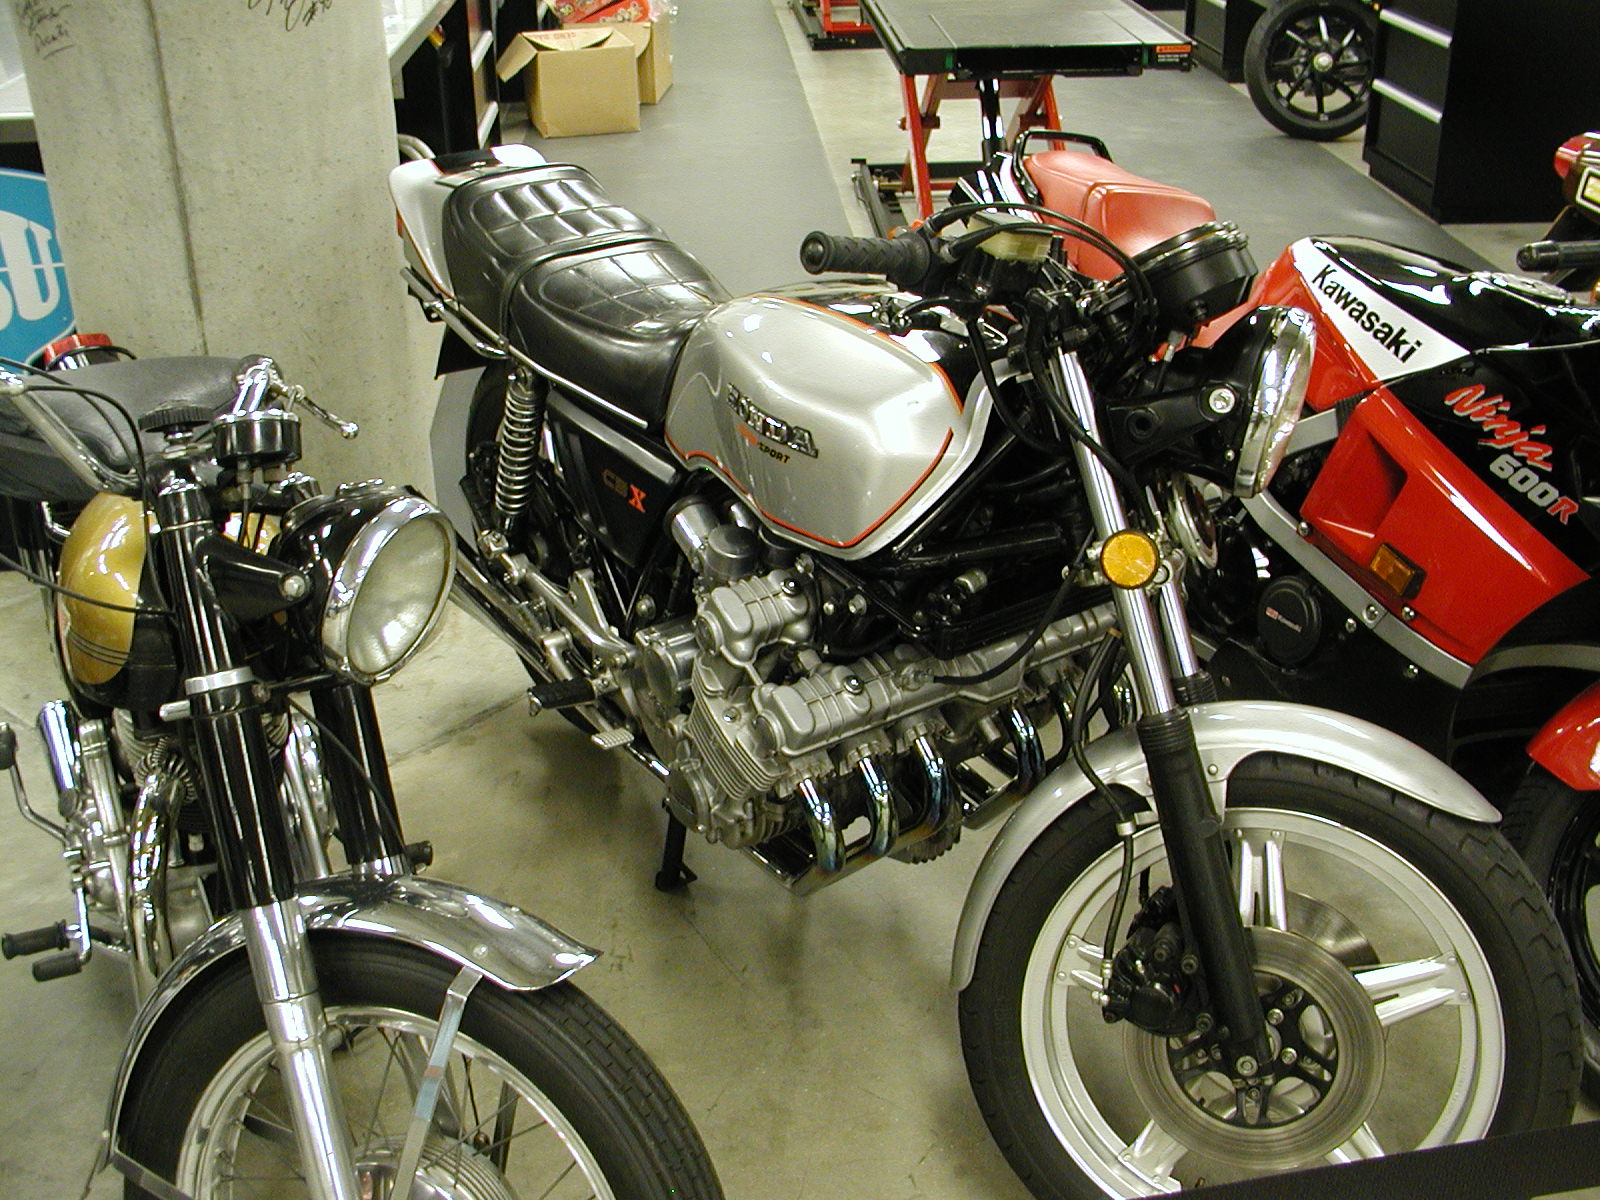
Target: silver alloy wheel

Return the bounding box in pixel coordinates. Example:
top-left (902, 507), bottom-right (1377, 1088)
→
top-left (176, 1004), bottom-right (618, 1199)
top-left (1020, 808), bottom-right (1504, 1196)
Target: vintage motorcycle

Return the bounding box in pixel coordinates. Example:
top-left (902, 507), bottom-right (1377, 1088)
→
top-left (991, 136), bottom-right (1600, 1098)
top-left (392, 144), bottom-right (1579, 1199)
top-left (0, 343), bottom-right (721, 1200)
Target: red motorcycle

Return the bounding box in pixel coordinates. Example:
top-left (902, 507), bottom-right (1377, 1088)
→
top-left (965, 137), bottom-right (1600, 1093)
top-left (1520, 130), bottom-right (1600, 299)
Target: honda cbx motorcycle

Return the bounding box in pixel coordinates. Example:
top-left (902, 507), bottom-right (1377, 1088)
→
top-left (0, 344), bottom-right (721, 1200)
top-left (392, 144), bottom-right (1579, 1199)
top-left (989, 137), bottom-right (1600, 1097)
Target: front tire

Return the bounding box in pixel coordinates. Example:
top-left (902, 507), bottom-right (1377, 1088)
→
top-left (1502, 768), bottom-right (1600, 1102)
top-left (960, 753), bottom-right (1578, 1200)
top-left (1244, 0), bottom-right (1377, 141)
top-left (121, 937), bottom-right (723, 1200)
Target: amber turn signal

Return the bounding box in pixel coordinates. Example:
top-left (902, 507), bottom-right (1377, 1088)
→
top-left (1369, 543), bottom-right (1424, 600)
top-left (1100, 531), bottom-right (1160, 589)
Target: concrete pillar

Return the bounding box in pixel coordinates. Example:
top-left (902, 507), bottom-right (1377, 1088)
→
top-left (8, 0), bottom-right (439, 495)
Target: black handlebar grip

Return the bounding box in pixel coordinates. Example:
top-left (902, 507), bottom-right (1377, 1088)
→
top-left (2, 922), bottom-right (69, 959)
top-left (32, 951), bottom-right (83, 981)
top-left (0, 723), bottom-right (14, 771)
top-left (800, 230), bottom-right (932, 286)
top-left (1516, 239), bottom-right (1600, 272)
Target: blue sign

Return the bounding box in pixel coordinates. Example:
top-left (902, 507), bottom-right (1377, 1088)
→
top-left (0, 168), bottom-right (72, 365)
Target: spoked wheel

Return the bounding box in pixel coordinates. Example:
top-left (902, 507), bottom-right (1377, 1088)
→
top-left (121, 939), bottom-right (722, 1200)
top-left (1503, 769), bottom-right (1600, 1102)
top-left (961, 754), bottom-right (1579, 1200)
top-left (1244, 0), bottom-right (1378, 141)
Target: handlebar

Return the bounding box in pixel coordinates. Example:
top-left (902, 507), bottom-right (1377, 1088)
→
top-left (1516, 239), bottom-right (1600, 272)
top-left (800, 229), bottom-right (939, 291)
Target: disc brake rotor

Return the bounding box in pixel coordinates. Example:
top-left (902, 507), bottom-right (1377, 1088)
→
top-left (1125, 927), bottom-right (1384, 1170)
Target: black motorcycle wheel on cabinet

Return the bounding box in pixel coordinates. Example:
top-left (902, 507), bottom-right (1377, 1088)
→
top-left (1244, 0), bottom-right (1378, 141)
top-left (1503, 768), bottom-right (1600, 1102)
top-left (960, 753), bottom-right (1578, 1200)
top-left (120, 938), bottom-right (723, 1200)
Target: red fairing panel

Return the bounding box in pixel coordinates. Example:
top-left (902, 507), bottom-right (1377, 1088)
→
top-left (1023, 152), bottom-right (1216, 281)
top-left (1529, 680), bottom-right (1600, 790)
top-left (1299, 390), bottom-right (1587, 664)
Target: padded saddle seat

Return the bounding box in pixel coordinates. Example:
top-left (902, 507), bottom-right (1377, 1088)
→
top-left (443, 164), bottom-right (727, 429)
top-left (1025, 152), bottom-right (1218, 281)
top-left (0, 357), bottom-right (249, 504)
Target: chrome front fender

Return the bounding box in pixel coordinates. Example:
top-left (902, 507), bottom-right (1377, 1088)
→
top-left (103, 874), bottom-right (597, 1165)
top-left (951, 699), bottom-right (1498, 990)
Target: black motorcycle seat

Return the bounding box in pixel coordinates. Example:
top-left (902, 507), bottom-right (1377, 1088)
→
top-left (442, 163), bottom-right (668, 327)
top-left (0, 356), bottom-right (245, 504)
top-left (503, 239), bottom-right (727, 430)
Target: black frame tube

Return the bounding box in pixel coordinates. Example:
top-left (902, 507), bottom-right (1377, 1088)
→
top-left (308, 682), bottom-right (407, 866)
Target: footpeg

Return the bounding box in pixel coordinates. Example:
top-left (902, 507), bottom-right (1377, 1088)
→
top-left (31, 951), bottom-right (84, 982)
top-left (1, 922), bottom-right (69, 959)
top-left (527, 678), bottom-right (597, 714)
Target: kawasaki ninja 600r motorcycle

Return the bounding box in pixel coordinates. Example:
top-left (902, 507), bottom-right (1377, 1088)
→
top-left (392, 145), bottom-right (1578, 1199)
top-left (0, 345), bottom-right (721, 1200)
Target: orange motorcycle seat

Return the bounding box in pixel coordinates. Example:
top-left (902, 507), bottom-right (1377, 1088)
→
top-left (1024, 152), bottom-right (1217, 281)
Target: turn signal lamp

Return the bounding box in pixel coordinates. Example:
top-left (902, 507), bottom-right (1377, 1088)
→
top-left (1369, 543), bottom-right (1424, 600)
top-left (1100, 531), bottom-right (1160, 589)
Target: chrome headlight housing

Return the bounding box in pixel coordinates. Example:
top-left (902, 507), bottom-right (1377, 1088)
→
top-left (278, 484), bottom-right (455, 684)
top-left (1218, 306), bottom-right (1316, 497)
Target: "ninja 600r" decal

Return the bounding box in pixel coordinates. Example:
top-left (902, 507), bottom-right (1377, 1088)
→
top-left (1290, 241), bottom-right (1467, 378)
top-left (1442, 384), bottom-right (1579, 524)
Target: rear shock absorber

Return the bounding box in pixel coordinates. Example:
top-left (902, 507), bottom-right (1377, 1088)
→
top-left (492, 366), bottom-right (544, 533)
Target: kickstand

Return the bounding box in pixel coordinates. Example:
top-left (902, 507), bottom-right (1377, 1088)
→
top-left (654, 811), bottom-right (697, 892)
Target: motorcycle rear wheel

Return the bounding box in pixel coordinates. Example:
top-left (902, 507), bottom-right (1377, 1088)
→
top-left (960, 753), bottom-right (1578, 1200)
top-left (1244, 0), bottom-right (1377, 141)
top-left (1502, 768), bottom-right (1600, 1102)
top-left (119, 937), bottom-right (722, 1200)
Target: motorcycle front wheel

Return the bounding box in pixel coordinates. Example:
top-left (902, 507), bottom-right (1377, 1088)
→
top-left (1244, 0), bottom-right (1377, 141)
top-left (120, 938), bottom-right (723, 1200)
top-left (961, 753), bottom-right (1578, 1200)
top-left (1502, 768), bottom-right (1600, 1101)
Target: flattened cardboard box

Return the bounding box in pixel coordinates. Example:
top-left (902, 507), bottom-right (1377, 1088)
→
top-left (495, 27), bottom-right (641, 138)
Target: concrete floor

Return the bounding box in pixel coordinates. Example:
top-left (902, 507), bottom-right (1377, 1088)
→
top-left (0, 0), bottom-right (1595, 1197)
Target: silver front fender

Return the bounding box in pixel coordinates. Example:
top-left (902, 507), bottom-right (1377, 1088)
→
top-left (103, 874), bottom-right (596, 1164)
top-left (951, 699), bottom-right (1498, 990)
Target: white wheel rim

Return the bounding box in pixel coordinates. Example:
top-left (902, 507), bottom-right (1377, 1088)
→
top-left (1020, 808), bottom-right (1504, 1196)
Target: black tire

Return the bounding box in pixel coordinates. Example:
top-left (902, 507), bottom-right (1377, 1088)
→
top-left (960, 753), bottom-right (1579, 1200)
top-left (1502, 767), bottom-right (1600, 1102)
top-left (1245, 0), bottom-right (1377, 141)
top-left (121, 936), bottom-right (722, 1200)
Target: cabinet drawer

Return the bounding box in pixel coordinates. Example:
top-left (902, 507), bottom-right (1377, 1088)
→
top-left (1378, 17), bottom-right (1451, 106)
top-left (1384, 0), bottom-right (1455, 31)
top-left (1368, 81), bottom-right (1442, 183)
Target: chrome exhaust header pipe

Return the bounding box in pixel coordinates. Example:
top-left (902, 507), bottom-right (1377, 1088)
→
top-left (857, 755), bottom-right (897, 859)
top-left (796, 777), bottom-right (843, 875)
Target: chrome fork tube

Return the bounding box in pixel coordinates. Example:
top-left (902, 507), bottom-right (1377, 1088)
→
top-left (1155, 572), bottom-right (1203, 680)
top-left (1053, 351), bottom-right (1178, 716)
top-left (242, 901), bottom-right (360, 1200)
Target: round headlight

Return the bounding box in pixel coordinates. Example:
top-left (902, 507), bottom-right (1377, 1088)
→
top-left (1231, 306), bottom-right (1316, 497)
top-left (280, 486), bottom-right (456, 684)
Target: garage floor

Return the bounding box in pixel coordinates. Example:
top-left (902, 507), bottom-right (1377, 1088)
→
top-left (0, 0), bottom-right (1592, 1196)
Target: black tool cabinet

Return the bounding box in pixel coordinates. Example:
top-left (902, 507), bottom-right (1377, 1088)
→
top-left (1362, 0), bottom-right (1598, 224)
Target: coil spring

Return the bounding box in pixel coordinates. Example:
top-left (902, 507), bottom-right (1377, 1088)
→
top-left (493, 370), bottom-right (543, 526)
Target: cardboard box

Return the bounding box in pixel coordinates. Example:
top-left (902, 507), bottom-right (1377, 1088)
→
top-left (596, 16), bottom-right (672, 104)
top-left (495, 27), bottom-right (642, 138)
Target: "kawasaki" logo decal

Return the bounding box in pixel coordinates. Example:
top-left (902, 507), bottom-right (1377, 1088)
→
top-left (1311, 265), bottom-right (1422, 363)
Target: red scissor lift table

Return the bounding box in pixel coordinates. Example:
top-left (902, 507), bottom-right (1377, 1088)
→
top-left (853, 0), bottom-right (1192, 231)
